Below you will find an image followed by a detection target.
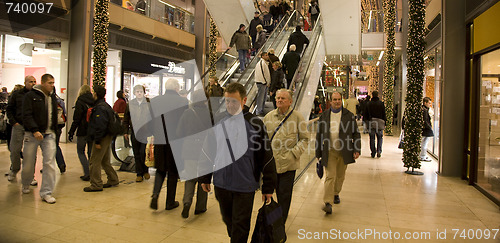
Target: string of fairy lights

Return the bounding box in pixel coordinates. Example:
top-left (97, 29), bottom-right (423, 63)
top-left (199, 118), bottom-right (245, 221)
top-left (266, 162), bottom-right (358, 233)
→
top-left (92, 0), bottom-right (109, 88)
top-left (209, 16), bottom-right (218, 82)
top-left (383, 0), bottom-right (396, 136)
top-left (403, 0), bottom-right (426, 170)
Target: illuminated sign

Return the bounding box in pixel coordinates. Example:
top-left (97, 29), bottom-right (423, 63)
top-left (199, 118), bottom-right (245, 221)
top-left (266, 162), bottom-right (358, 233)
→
top-left (151, 62), bottom-right (186, 74)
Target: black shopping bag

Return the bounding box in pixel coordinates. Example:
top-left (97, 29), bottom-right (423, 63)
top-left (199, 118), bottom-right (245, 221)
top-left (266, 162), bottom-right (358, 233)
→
top-left (251, 198), bottom-right (287, 243)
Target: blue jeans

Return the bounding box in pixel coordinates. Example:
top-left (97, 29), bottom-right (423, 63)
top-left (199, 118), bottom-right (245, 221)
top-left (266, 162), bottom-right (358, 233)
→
top-left (420, 136), bottom-right (431, 159)
top-left (9, 124), bottom-right (25, 173)
top-left (369, 129), bottom-right (383, 155)
top-left (256, 83), bottom-right (268, 114)
top-left (77, 136), bottom-right (92, 176)
top-left (22, 132), bottom-right (56, 197)
top-left (238, 49), bottom-right (247, 72)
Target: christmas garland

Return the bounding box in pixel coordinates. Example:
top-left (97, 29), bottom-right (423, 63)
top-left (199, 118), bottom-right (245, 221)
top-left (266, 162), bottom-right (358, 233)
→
top-left (209, 17), bottom-right (218, 83)
top-left (403, 0), bottom-right (425, 170)
top-left (92, 0), bottom-right (109, 88)
top-left (383, 0), bottom-right (396, 135)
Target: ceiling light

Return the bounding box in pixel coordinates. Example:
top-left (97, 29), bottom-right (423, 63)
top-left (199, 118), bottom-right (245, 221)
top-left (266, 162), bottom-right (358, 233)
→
top-left (378, 51), bottom-right (384, 60)
top-left (376, 61), bottom-right (380, 66)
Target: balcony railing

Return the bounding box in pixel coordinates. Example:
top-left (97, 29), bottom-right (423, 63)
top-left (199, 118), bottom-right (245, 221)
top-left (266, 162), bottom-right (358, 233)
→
top-left (110, 0), bottom-right (195, 34)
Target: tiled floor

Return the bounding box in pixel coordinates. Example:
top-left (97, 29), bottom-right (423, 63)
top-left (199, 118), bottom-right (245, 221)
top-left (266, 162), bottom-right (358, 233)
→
top-left (1, 134), bottom-right (499, 242)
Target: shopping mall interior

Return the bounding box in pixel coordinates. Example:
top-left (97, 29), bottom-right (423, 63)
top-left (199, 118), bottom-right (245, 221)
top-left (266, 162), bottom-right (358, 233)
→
top-left (0, 0), bottom-right (500, 242)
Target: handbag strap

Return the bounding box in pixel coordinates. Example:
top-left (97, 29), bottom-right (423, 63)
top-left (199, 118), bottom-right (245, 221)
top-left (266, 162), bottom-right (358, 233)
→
top-left (221, 121), bottom-right (236, 163)
top-left (270, 110), bottom-right (293, 142)
top-left (260, 61), bottom-right (267, 84)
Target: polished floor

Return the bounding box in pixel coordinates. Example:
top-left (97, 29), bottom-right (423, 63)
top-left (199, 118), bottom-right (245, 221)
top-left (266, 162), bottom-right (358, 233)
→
top-left (1, 134), bottom-right (499, 242)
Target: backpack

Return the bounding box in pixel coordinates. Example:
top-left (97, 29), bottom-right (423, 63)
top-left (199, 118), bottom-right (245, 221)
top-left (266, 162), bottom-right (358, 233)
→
top-left (86, 103), bottom-right (124, 136)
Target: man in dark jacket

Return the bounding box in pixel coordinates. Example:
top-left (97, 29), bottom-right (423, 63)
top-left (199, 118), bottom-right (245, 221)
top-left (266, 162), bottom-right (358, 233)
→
top-left (316, 92), bottom-right (360, 214)
top-left (281, 44), bottom-right (301, 89)
top-left (361, 95), bottom-right (371, 133)
top-left (6, 76), bottom-right (36, 182)
top-left (123, 85), bottom-right (151, 182)
top-left (21, 74), bottom-right (58, 204)
top-left (200, 82), bottom-right (277, 242)
top-left (149, 78), bottom-right (189, 210)
top-left (249, 12), bottom-right (263, 48)
top-left (84, 85), bottom-right (119, 192)
top-left (288, 26), bottom-right (310, 54)
top-left (420, 97), bottom-right (434, 162)
top-left (366, 91), bottom-right (386, 158)
top-left (229, 24), bottom-right (252, 72)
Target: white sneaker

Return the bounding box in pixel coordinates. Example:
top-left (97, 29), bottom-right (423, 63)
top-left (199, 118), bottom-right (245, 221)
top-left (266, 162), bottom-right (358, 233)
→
top-left (22, 186), bottom-right (31, 194)
top-left (30, 179), bottom-right (38, 186)
top-left (7, 171), bottom-right (16, 181)
top-left (42, 195), bottom-right (56, 204)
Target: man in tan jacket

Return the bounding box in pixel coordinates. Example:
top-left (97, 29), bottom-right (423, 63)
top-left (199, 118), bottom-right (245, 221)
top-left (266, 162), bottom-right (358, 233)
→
top-left (263, 89), bottom-right (308, 222)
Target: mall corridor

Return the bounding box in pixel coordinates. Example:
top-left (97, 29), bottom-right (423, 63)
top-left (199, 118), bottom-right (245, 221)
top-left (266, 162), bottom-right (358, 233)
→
top-left (1, 134), bottom-right (499, 242)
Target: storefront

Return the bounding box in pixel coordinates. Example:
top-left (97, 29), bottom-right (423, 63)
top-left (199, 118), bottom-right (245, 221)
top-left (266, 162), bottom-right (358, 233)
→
top-left (121, 50), bottom-right (195, 99)
top-left (423, 45), bottom-right (442, 159)
top-left (467, 1), bottom-right (500, 205)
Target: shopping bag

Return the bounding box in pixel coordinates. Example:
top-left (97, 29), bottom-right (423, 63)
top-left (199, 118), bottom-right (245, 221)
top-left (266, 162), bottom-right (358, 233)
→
top-left (251, 198), bottom-right (287, 243)
top-left (145, 137), bottom-right (155, 167)
top-left (316, 159), bottom-right (324, 179)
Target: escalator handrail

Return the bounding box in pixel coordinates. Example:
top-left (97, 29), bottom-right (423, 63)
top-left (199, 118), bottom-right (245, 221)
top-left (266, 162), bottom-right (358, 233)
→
top-left (221, 10), bottom-right (297, 87)
top-left (291, 14), bottom-right (322, 110)
top-left (201, 48), bottom-right (231, 82)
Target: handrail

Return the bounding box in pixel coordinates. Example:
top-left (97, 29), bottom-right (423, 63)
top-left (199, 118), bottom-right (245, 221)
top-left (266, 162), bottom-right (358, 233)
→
top-left (200, 48), bottom-right (230, 82)
top-left (291, 13), bottom-right (322, 111)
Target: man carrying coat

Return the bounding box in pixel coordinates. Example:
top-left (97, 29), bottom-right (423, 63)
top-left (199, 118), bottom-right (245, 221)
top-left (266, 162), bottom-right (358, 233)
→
top-left (316, 92), bottom-right (361, 214)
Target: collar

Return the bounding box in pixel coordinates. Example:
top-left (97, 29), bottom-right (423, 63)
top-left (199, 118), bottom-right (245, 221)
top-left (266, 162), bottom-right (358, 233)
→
top-left (330, 107), bottom-right (341, 113)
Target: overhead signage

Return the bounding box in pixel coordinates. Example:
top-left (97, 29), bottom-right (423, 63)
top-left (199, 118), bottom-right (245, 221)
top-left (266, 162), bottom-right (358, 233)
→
top-left (151, 62), bottom-right (186, 75)
top-left (4, 34), bottom-right (33, 65)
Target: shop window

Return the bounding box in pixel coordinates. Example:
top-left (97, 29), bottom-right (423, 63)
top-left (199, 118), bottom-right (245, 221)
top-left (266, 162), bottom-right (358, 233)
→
top-left (478, 48), bottom-right (500, 201)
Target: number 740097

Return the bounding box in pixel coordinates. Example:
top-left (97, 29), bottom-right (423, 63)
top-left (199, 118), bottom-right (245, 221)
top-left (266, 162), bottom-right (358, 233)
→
top-left (452, 229), bottom-right (499, 240)
top-left (5, 2), bottom-right (53, 14)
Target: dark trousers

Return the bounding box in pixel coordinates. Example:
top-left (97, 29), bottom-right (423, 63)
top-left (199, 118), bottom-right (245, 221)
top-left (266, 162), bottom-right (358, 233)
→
top-left (76, 136), bottom-right (92, 176)
top-left (215, 187), bottom-right (255, 243)
top-left (369, 129), bottom-right (383, 155)
top-left (286, 77), bottom-right (293, 89)
top-left (153, 169), bottom-right (178, 207)
top-left (277, 170), bottom-right (296, 223)
top-left (131, 133), bottom-right (147, 176)
top-left (55, 130), bottom-right (66, 172)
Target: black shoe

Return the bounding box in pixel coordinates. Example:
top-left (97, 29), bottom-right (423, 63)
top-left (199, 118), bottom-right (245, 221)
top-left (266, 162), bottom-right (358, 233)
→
top-left (194, 209), bottom-right (207, 215)
top-left (150, 195), bottom-right (158, 210)
top-left (371, 153), bottom-right (375, 158)
top-left (166, 201), bottom-right (180, 210)
top-left (103, 183), bottom-right (119, 188)
top-left (83, 186), bottom-right (103, 192)
top-left (376, 153), bottom-right (381, 158)
top-left (59, 167), bottom-right (66, 174)
top-left (322, 203), bottom-right (332, 214)
top-left (181, 203), bottom-right (190, 218)
top-left (334, 195), bottom-right (340, 204)
top-left (80, 175), bottom-right (90, 181)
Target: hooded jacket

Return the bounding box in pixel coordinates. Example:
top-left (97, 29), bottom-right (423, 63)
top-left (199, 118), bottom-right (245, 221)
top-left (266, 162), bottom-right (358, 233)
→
top-left (7, 87), bottom-right (31, 126)
top-left (69, 92), bottom-right (94, 137)
top-left (87, 99), bottom-right (114, 144)
top-left (229, 30), bottom-right (251, 51)
top-left (199, 106), bottom-right (277, 194)
top-left (287, 30), bottom-right (310, 54)
top-left (22, 85), bottom-right (58, 134)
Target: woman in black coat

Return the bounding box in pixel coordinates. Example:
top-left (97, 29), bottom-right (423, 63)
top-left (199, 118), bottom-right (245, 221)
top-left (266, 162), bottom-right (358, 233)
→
top-left (68, 85), bottom-right (94, 181)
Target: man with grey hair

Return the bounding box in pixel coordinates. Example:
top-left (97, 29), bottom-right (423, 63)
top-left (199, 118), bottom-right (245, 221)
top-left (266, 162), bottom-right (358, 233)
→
top-left (316, 91), bottom-right (360, 214)
top-left (6, 76), bottom-right (37, 184)
top-left (263, 88), bottom-right (308, 222)
top-left (149, 78), bottom-right (189, 210)
top-left (281, 44), bottom-right (301, 89)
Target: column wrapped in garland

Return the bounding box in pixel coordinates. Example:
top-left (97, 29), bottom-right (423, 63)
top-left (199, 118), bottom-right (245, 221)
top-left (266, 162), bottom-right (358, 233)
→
top-left (368, 65), bottom-right (379, 95)
top-left (383, 0), bottom-right (396, 135)
top-left (403, 0), bottom-right (425, 173)
top-left (208, 16), bottom-right (218, 83)
top-left (92, 0), bottom-right (109, 88)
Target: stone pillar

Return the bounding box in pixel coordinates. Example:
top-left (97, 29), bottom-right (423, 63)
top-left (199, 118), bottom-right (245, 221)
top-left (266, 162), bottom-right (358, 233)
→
top-left (194, 0), bottom-right (207, 81)
top-left (439, 0), bottom-right (466, 176)
top-left (67, 0), bottom-right (93, 139)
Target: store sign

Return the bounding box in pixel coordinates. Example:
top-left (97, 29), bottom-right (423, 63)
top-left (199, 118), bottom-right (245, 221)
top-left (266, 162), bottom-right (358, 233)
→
top-left (151, 62), bottom-right (186, 75)
top-left (4, 35), bottom-right (33, 65)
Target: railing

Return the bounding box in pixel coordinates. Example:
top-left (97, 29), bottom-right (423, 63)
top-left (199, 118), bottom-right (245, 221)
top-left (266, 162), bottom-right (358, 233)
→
top-left (110, 0), bottom-right (195, 34)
